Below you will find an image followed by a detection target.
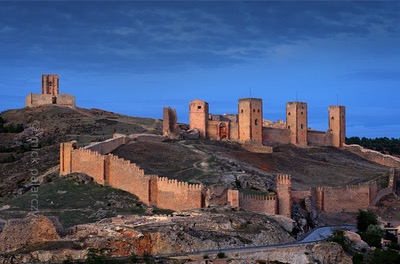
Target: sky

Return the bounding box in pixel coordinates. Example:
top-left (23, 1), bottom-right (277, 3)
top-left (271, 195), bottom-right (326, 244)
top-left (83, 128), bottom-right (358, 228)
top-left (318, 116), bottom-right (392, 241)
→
top-left (0, 0), bottom-right (399, 138)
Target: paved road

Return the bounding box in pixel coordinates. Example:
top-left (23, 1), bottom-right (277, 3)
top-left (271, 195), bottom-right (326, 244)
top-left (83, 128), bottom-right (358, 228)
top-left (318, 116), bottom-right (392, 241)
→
top-left (298, 225), bottom-right (357, 243)
top-left (154, 225), bottom-right (358, 258)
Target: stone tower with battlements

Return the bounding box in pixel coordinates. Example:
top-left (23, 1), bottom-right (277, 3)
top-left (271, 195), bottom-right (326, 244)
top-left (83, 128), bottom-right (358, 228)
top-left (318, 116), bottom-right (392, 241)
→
top-left (189, 99), bottom-right (209, 139)
top-left (238, 98), bottom-right (263, 144)
top-left (286, 102), bottom-right (308, 146)
top-left (42, 74), bottom-right (59, 96)
top-left (276, 174), bottom-right (292, 218)
top-left (329, 106), bottom-right (346, 147)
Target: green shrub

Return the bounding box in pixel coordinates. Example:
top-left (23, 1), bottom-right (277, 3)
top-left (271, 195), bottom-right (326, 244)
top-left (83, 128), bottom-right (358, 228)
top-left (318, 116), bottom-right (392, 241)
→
top-left (357, 209), bottom-right (378, 232)
top-left (352, 253), bottom-right (364, 264)
top-left (217, 252), bottom-right (226, 258)
top-left (370, 249), bottom-right (400, 264)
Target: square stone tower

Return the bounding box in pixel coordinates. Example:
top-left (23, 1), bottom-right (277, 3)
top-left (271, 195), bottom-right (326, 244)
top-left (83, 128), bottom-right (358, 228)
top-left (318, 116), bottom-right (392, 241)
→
top-left (286, 102), bottom-right (308, 146)
top-left (329, 106), bottom-right (346, 147)
top-left (42, 74), bottom-right (59, 95)
top-left (238, 98), bottom-right (263, 144)
top-left (189, 99), bottom-right (209, 139)
top-left (276, 174), bottom-right (292, 218)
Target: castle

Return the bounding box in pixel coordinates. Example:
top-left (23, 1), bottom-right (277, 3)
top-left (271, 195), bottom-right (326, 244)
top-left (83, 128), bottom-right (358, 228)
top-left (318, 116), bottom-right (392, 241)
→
top-left (59, 134), bottom-right (399, 218)
top-left (184, 98), bottom-right (346, 148)
top-left (25, 74), bottom-right (75, 107)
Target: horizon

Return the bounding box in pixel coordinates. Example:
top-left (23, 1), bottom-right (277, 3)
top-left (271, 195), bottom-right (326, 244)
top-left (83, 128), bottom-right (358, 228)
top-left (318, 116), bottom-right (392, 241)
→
top-left (0, 1), bottom-right (399, 138)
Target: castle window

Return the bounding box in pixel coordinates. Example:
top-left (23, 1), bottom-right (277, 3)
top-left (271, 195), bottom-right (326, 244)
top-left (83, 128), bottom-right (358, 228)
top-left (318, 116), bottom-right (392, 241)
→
top-left (301, 124), bottom-right (304, 129)
top-left (288, 125), bottom-right (291, 129)
top-left (288, 112), bottom-right (291, 116)
top-left (253, 109), bottom-right (255, 112)
top-left (301, 111), bottom-right (303, 115)
top-left (197, 106), bottom-right (202, 109)
top-left (258, 109), bottom-right (260, 112)
top-left (331, 117), bottom-right (334, 120)
top-left (255, 119), bottom-right (258, 125)
top-left (241, 109), bottom-right (243, 113)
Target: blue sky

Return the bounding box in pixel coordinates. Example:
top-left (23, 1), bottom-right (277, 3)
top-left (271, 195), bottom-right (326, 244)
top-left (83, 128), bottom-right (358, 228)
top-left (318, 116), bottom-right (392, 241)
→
top-left (0, 1), bottom-right (399, 138)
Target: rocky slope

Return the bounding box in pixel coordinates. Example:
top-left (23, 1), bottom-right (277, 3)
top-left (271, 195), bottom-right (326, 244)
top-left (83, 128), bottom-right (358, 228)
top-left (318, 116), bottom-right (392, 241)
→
top-left (0, 209), bottom-right (295, 262)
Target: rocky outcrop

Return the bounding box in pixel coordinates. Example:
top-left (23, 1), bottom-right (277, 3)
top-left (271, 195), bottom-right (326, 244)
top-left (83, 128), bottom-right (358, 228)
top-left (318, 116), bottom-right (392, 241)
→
top-left (0, 210), bottom-right (294, 262)
top-left (0, 214), bottom-right (60, 253)
top-left (311, 242), bottom-right (352, 264)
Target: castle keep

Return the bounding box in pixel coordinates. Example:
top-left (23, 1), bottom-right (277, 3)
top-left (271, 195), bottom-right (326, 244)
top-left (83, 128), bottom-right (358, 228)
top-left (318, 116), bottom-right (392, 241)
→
top-left (186, 98), bottom-right (346, 148)
top-left (26, 74), bottom-right (75, 107)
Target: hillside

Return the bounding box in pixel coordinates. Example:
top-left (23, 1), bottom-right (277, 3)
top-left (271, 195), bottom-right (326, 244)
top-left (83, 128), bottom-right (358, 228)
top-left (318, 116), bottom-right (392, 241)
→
top-left (0, 105), bottom-right (162, 198)
top-left (113, 140), bottom-right (389, 190)
top-left (0, 105), bottom-right (398, 262)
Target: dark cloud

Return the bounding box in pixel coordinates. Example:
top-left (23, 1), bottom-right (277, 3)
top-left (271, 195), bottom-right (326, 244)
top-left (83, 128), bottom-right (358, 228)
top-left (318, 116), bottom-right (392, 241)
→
top-left (1, 1), bottom-right (399, 74)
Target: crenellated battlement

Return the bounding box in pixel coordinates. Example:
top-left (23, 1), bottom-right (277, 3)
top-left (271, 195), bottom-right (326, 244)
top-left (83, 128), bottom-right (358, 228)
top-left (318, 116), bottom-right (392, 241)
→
top-left (239, 193), bottom-right (276, 201)
top-left (60, 136), bottom-right (205, 212)
top-left (276, 174), bottom-right (291, 186)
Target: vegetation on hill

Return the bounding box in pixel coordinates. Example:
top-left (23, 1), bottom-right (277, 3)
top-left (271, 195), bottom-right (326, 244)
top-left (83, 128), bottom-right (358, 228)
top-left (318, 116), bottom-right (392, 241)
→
top-left (346, 137), bottom-right (400, 156)
top-left (0, 116), bottom-right (24, 133)
top-left (0, 176), bottom-right (146, 227)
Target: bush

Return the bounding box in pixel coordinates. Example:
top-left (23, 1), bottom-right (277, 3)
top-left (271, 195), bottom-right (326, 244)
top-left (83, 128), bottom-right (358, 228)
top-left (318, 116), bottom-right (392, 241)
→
top-left (0, 155), bottom-right (16, 163)
top-left (360, 225), bottom-right (385, 248)
top-left (328, 229), bottom-right (352, 253)
top-left (130, 253), bottom-right (138, 263)
top-left (203, 254), bottom-right (209, 259)
top-left (352, 253), bottom-right (364, 264)
top-left (357, 210), bottom-right (378, 232)
top-left (369, 249), bottom-right (400, 264)
top-left (217, 252), bottom-right (226, 258)
top-left (143, 253), bottom-right (155, 264)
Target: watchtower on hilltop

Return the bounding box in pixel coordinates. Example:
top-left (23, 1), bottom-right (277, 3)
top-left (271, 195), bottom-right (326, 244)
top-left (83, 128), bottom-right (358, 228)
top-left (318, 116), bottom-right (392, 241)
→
top-left (286, 102), bottom-right (308, 146)
top-left (238, 98), bottom-right (263, 144)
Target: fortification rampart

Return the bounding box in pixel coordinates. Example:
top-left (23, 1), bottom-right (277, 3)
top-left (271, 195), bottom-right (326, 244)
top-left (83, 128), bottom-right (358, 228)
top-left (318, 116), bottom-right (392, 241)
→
top-left (25, 93), bottom-right (75, 107)
top-left (156, 177), bottom-right (203, 211)
top-left (71, 148), bottom-right (106, 184)
top-left (307, 130), bottom-right (333, 147)
top-left (84, 135), bottom-right (127, 155)
top-left (313, 182), bottom-right (377, 212)
top-left (238, 193), bottom-right (277, 214)
top-left (262, 127), bottom-right (290, 145)
top-left (60, 138), bottom-right (204, 211)
top-left (344, 144), bottom-right (400, 168)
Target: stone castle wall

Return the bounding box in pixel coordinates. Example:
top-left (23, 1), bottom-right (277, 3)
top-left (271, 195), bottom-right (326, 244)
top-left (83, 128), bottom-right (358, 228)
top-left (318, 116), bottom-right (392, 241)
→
top-left (307, 130), bottom-right (333, 147)
top-left (262, 127), bottom-right (290, 145)
top-left (85, 135), bottom-right (126, 155)
top-left (344, 144), bottom-right (400, 168)
top-left (25, 93), bottom-right (75, 107)
top-left (71, 148), bottom-right (106, 185)
top-left (238, 193), bottom-right (277, 214)
top-left (313, 182), bottom-right (377, 213)
top-left (60, 138), bottom-right (204, 211)
top-left (156, 177), bottom-right (203, 211)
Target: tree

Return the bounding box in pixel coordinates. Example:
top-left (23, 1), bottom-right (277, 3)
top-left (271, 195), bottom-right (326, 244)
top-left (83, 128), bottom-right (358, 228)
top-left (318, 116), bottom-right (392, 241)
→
top-left (361, 225), bottom-right (385, 248)
top-left (357, 210), bottom-right (378, 232)
top-left (369, 249), bottom-right (400, 264)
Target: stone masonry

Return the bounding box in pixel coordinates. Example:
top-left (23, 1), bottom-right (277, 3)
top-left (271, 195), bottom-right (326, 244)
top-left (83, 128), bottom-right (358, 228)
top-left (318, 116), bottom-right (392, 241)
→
top-left (26, 74), bottom-right (75, 107)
